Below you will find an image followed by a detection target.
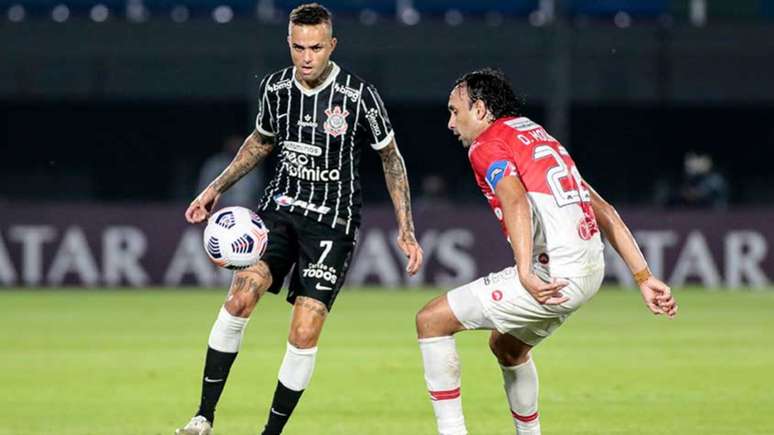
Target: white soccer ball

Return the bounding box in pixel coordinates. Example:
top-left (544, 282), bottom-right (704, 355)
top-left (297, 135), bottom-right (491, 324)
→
top-left (203, 206), bottom-right (269, 270)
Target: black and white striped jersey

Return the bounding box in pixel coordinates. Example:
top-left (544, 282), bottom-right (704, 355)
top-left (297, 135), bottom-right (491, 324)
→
top-left (255, 62), bottom-right (394, 235)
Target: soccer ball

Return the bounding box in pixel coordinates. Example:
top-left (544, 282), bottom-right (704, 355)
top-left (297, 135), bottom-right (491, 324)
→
top-left (203, 206), bottom-right (269, 270)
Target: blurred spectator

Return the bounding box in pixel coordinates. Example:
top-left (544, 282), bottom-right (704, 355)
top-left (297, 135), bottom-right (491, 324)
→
top-left (415, 173), bottom-right (451, 210)
top-left (679, 152), bottom-right (728, 208)
top-left (657, 152), bottom-right (729, 209)
top-left (196, 135), bottom-right (264, 208)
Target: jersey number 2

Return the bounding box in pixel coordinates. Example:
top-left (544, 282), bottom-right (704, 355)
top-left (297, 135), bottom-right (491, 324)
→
top-left (533, 145), bottom-right (590, 207)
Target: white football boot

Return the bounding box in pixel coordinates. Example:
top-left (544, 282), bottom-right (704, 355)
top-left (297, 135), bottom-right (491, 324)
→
top-left (175, 415), bottom-right (213, 435)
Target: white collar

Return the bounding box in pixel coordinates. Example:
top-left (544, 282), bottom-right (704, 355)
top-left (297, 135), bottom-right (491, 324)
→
top-left (292, 62), bottom-right (340, 96)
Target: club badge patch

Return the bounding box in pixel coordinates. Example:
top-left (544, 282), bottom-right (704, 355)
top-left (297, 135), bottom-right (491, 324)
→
top-left (324, 105), bottom-right (349, 137)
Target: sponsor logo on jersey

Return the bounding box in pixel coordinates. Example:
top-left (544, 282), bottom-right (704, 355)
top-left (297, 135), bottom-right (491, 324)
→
top-left (324, 105), bottom-right (349, 137)
top-left (273, 194), bottom-right (331, 214)
top-left (282, 150), bottom-right (310, 166)
top-left (297, 114), bottom-right (318, 129)
top-left (267, 79), bottom-right (292, 92)
top-left (491, 290), bottom-right (503, 301)
top-left (365, 108), bottom-right (382, 137)
top-left (334, 82), bottom-right (361, 102)
top-left (283, 140), bottom-right (322, 156)
top-left (282, 162), bottom-right (341, 182)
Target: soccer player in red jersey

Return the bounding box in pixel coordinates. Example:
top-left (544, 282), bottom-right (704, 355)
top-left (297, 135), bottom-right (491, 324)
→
top-left (415, 69), bottom-right (678, 435)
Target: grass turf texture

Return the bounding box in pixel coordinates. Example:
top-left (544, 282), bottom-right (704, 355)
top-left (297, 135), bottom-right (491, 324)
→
top-left (1, 287), bottom-right (772, 435)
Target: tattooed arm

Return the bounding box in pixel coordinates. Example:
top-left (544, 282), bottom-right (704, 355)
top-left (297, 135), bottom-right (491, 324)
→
top-left (378, 139), bottom-right (423, 276)
top-left (185, 130), bottom-right (274, 224)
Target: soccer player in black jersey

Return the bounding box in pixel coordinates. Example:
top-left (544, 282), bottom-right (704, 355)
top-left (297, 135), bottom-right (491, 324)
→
top-left (175, 4), bottom-right (423, 435)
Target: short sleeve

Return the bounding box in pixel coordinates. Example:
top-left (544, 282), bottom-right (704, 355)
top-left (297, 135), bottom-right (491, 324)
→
top-left (255, 76), bottom-right (275, 137)
top-left (360, 85), bottom-right (394, 150)
top-left (469, 140), bottom-right (518, 192)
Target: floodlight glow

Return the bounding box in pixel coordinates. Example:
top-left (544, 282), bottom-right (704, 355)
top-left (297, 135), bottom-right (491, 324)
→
top-left (212, 5), bottom-right (233, 24)
top-left (52, 4), bottom-right (70, 22)
top-left (90, 4), bottom-right (109, 22)
top-left (171, 5), bottom-right (189, 23)
top-left (444, 10), bottom-right (463, 26)
top-left (8, 4), bottom-right (26, 22)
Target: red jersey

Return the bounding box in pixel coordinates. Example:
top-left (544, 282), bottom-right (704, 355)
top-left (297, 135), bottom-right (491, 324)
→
top-left (468, 116), bottom-right (604, 277)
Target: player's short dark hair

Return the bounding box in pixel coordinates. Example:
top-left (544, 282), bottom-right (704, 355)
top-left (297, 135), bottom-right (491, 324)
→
top-left (454, 68), bottom-right (523, 119)
top-left (289, 3), bottom-right (333, 28)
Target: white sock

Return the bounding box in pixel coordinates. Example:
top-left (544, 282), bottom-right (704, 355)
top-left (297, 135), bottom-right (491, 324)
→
top-left (501, 357), bottom-right (541, 435)
top-left (278, 342), bottom-right (318, 391)
top-left (207, 306), bottom-right (249, 353)
top-left (419, 336), bottom-right (467, 435)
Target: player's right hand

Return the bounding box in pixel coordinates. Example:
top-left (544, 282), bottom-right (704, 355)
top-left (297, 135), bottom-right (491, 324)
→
top-left (185, 187), bottom-right (221, 224)
top-left (397, 230), bottom-right (423, 277)
top-left (639, 276), bottom-right (678, 318)
top-left (520, 273), bottom-right (569, 305)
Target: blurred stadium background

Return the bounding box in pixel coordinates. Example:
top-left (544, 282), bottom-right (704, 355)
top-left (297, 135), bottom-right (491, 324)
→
top-left (2, 1), bottom-right (774, 434)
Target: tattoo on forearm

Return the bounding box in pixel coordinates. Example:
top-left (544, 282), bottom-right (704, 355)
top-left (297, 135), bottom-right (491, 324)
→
top-left (211, 131), bottom-right (274, 193)
top-left (379, 143), bottom-right (415, 236)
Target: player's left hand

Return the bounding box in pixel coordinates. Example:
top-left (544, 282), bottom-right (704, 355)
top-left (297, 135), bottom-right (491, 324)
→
top-left (185, 186), bottom-right (221, 224)
top-left (397, 230), bottom-right (423, 276)
top-left (639, 276), bottom-right (678, 318)
top-left (520, 273), bottom-right (569, 305)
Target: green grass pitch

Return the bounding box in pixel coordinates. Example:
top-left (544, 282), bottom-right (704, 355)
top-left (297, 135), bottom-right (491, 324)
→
top-left (1, 287), bottom-right (773, 435)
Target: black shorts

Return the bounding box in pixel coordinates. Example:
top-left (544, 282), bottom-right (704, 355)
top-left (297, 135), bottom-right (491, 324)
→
top-left (257, 207), bottom-right (358, 311)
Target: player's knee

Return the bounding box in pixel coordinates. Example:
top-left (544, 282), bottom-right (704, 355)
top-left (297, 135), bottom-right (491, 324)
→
top-left (491, 346), bottom-right (521, 367)
top-left (489, 335), bottom-right (529, 366)
top-left (415, 306), bottom-right (435, 335)
top-left (225, 267), bottom-right (271, 317)
top-left (224, 293), bottom-right (253, 317)
top-left (289, 325), bottom-right (320, 349)
top-left (488, 334), bottom-right (502, 358)
top-left (416, 295), bottom-right (461, 338)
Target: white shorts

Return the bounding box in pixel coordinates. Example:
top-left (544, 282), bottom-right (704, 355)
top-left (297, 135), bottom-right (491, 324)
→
top-left (447, 266), bottom-right (605, 346)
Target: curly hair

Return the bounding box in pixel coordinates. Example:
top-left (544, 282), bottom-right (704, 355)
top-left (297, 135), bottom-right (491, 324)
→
top-left (289, 3), bottom-right (333, 28)
top-left (453, 68), bottom-right (523, 119)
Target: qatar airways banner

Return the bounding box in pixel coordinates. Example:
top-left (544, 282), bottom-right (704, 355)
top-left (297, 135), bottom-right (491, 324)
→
top-left (0, 202), bottom-right (771, 289)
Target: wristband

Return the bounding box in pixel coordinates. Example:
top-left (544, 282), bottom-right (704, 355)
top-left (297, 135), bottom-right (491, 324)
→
top-left (633, 267), bottom-right (651, 286)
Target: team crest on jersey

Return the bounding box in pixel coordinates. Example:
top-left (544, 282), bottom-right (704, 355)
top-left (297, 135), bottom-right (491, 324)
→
top-left (324, 105), bottom-right (349, 137)
top-left (577, 208), bottom-right (599, 241)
